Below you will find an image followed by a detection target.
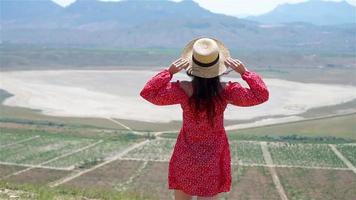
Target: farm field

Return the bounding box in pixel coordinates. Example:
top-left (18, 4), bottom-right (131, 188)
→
top-left (4, 167), bottom-right (72, 185)
top-left (267, 143), bottom-right (347, 168)
top-left (277, 167), bottom-right (356, 200)
top-left (230, 141), bottom-right (265, 165)
top-left (122, 138), bottom-right (175, 161)
top-left (0, 165), bottom-right (26, 179)
top-left (0, 132), bottom-right (35, 146)
top-left (1, 124), bottom-right (355, 199)
top-left (45, 139), bottom-right (139, 169)
top-left (0, 134), bottom-right (94, 166)
top-left (224, 165), bottom-right (280, 199)
top-left (335, 144), bottom-right (356, 166)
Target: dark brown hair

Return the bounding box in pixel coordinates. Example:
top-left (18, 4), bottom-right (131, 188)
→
top-left (186, 71), bottom-right (224, 127)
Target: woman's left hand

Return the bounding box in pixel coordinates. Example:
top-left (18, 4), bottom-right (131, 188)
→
top-left (168, 58), bottom-right (189, 75)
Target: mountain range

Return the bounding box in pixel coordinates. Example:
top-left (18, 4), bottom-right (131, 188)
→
top-left (247, 0), bottom-right (356, 25)
top-left (0, 0), bottom-right (355, 52)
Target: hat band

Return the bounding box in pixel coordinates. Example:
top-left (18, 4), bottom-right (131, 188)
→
top-left (192, 54), bottom-right (219, 68)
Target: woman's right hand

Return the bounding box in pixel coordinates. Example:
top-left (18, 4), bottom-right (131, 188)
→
top-left (224, 58), bottom-right (247, 75)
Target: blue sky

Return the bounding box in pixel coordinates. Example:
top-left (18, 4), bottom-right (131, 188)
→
top-left (52, 0), bottom-right (356, 17)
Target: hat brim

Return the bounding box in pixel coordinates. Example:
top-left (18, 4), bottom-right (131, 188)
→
top-left (181, 37), bottom-right (231, 78)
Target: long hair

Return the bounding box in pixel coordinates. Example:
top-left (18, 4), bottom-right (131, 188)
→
top-left (186, 71), bottom-right (224, 127)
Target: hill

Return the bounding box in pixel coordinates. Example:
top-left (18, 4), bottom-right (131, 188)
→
top-left (246, 0), bottom-right (356, 25)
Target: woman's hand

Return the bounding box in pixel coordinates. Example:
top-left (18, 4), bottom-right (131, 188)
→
top-left (224, 57), bottom-right (247, 75)
top-left (168, 58), bottom-right (189, 75)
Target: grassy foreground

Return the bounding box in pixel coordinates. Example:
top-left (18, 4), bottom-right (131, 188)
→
top-left (0, 181), bottom-right (152, 200)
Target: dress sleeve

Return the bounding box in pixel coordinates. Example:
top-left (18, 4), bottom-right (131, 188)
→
top-left (224, 70), bottom-right (269, 107)
top-left (140, 69), bottom-right (186, 105)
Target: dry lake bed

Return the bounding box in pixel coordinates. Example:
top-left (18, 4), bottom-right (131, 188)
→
top-left (1, 69), bottom-right (355, 129)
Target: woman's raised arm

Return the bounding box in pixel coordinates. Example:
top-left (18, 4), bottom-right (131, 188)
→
top-left (223, 58), bottom-right (269, 107)
top-left (140, 58), bottom-right (189, 106)
top-left (224, 70), bottom-right (269, 106)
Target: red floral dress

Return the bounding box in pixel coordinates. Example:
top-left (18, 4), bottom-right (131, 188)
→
top-left (140, 68), bottom-right (269, 197)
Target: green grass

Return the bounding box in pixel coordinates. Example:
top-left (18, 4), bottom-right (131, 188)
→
top-left (0, 123), bottom-right (143, 141)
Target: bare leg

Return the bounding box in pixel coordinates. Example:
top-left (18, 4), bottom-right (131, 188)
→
top-left (174, 189), bottom-right (193, 200)
top-left (197, 193), bottom-right (220, 200)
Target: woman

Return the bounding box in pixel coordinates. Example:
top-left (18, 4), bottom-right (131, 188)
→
top-left (140, 37), bottom-right (269, 200)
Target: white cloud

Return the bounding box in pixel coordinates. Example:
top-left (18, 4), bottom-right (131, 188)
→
top-left (52, 0), bottom-right (76, 7)
top-left (51, 0), bottom-right (356, 16)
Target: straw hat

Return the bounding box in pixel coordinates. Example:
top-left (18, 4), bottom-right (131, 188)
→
top-left (181, 37), bottom-right (230, 78)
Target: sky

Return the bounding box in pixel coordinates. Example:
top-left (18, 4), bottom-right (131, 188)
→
top-left (52, 0), bottom-right (356, 17)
